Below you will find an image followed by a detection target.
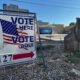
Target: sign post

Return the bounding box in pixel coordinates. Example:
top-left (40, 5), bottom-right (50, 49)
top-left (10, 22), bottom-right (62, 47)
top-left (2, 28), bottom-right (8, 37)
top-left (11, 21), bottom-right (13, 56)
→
top-left (37, 27), bottom-right (52, 69)
top-left (0, 10), bottom-right (36, 66)
top-left (37, 26), bottom-right (47, 70)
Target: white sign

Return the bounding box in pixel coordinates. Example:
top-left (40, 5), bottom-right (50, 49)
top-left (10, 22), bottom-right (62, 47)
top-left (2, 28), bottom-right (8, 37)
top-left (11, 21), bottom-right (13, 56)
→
top-left (0, 14), bottom-right (36, 66)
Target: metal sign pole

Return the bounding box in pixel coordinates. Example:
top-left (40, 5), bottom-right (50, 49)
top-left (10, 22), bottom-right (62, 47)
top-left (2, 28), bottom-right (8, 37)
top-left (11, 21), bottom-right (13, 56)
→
top-left (38, 30), bottom-right (46, 69)
top-left (36, 18), bottom-right (46, 69)
top-left (78, 42), bottom-right (80, 52)
top-left (39, 34), bottom-right (46, 69)
top-left (0, 9), bottom-right (35, 15)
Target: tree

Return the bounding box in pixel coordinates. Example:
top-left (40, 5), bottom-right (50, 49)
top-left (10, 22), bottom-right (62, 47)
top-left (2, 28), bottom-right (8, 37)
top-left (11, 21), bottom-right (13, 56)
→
top-left (69, 22), bottom-right (75, 26)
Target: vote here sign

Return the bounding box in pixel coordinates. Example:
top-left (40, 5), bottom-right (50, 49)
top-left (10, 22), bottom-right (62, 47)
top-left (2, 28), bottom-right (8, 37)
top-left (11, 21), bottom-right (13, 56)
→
top-left (0, 14), bottom-right (36, 66)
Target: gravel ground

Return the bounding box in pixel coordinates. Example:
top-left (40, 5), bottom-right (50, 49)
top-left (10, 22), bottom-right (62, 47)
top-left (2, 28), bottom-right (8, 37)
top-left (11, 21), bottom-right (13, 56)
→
top-left (0, 42), bottom-right (80, 80)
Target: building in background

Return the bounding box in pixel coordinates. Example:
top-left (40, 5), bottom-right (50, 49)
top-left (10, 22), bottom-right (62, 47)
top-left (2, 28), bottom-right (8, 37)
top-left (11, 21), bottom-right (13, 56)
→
top-left (52, 24), bottom-right (64, 34)
top-left (38, 20), bottom-right (64, 34)
top-left (3, 4), bottom-right (29, 15)
top-left (37, 20), bottom-right (66, 41)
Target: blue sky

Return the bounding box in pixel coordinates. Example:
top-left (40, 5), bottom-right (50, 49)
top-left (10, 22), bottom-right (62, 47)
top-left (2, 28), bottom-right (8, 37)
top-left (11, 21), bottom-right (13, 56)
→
top-left (0, 0), bottom-right (80, 26)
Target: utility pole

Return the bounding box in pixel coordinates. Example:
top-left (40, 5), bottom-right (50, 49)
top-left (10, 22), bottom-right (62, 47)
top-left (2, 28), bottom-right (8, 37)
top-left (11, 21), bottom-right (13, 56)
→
top-left (74, 18), bottom-right (80, 52)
